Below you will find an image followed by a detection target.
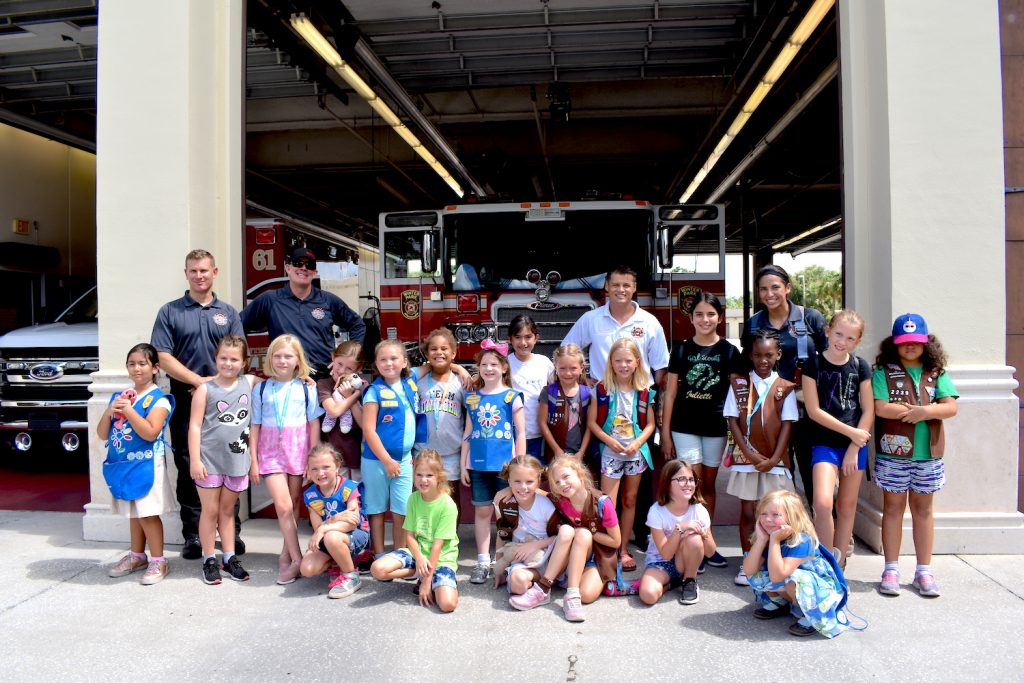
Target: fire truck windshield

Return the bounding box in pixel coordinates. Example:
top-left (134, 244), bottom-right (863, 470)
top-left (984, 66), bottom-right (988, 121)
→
top-left (444, 208), bottom-right (653, 287)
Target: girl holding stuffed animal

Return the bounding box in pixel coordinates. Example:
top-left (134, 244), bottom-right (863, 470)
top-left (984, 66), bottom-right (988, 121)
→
top-left (250, 334), bottom-right (324, 585)
top-left (742, 490), bottom-right (850, 638)
top-left (509, 455), bottom-right (621, 622)
top-left (588, 338), bottom-right (656, 573)
top-left (639, 460), bottom-right (719, 606)
top-left (492, 455), bottom-right (559, 593)
top-left (318, 341), bottom-right (365, 479)
top-left (873, 314), bottom-right (958, 597)
top-left (187, 335), bottom-right (255, 585)
top-left (725, 328), bottom-right (798, 587)
top-left (98, 343), bottom-right (175, 585)
top-left (462, 340), bottom-right (526, 584)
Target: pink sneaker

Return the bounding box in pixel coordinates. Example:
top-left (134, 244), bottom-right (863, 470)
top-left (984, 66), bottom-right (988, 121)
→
top-left (879, 569), bottom-right (901, 596)
top-left (562, 593), bottom-right (585, 622)
top-left (327, 565), bottom-right (341, 582)
top-left (140, 559), bottom-right (169, 585)
top-left (509, 583), bottom-right (551, 611)
top-left (912, 572), bottom-right (941, 597)
top-left (108, 553), bottom-right (148, 578)
top-left (276, 560), bottom-right (301, 585)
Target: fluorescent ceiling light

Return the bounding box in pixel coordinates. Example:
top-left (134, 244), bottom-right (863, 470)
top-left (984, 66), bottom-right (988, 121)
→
top-left (773, 215), bottom-right (842, 250)
top-left (679, 0), bottom-right (834, 202)
top-left (290, 13), bottom-right (464, 197)
top-left (791, 231), bottom-right (841, 256)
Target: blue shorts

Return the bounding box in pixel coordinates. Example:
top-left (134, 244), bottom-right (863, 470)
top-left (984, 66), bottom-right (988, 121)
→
top-left (361, 455), bottom-right (413, 515)
top-left (874, 456), bottom-right (946, 494)
top-left (811, 444), bottom-right (868, 471)
top-left (469, 470), bottom-right (506, 507)
top-left (644, 558), bottom-right (682, 583)
top-left (318, 527), bottom-right (370, 556)
top-left (386, 548), bottom-right (459, 591)
top-left (525, 437), bottom-right (545, 460)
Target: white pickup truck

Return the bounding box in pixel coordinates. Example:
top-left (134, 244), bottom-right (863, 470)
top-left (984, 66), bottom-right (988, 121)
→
top-left (0, 287), bottom-right (98, 453)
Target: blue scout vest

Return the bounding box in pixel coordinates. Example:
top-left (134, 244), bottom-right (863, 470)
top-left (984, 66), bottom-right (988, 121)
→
top-left (595, 382), bottom-right (655, 469)
top-left (303, 478), bottom-right (369, 532)
top-left (361, 376), bottom-right (428, 461)
top-left (465, 389), bottom-right (523, 471)
top-left (102, 387), bottom-right (175, 501)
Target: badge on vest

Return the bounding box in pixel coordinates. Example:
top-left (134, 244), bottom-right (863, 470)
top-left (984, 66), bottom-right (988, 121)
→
top-left (878, 433), bottom-right (913, 457)
top-left (379, 389), bottom-right (397, 399)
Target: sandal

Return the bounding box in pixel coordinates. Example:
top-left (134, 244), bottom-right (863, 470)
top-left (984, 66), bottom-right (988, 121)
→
top-left (619, 552), bottom-right (637, 572)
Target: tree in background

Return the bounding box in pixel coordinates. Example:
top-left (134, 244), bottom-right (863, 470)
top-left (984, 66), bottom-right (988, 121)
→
top-left (789, 265), bottom-right (841, 318)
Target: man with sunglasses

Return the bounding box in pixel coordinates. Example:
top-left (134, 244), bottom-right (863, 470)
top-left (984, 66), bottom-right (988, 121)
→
top-left (241, 246), bottom-right (365, 380)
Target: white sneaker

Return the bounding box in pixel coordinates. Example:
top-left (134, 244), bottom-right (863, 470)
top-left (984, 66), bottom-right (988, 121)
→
top-left (734, 566), bottom-right (749, 586)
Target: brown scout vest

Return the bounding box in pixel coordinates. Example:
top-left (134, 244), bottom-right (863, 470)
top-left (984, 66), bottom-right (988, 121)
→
top-left (554, 490), bottom-right (618, 582)
top-left (495, 492), bottom-right (561, 541)
top-left (729, 374), bottom-right (796, 467)
top-left (874, 363), bottom-right (945, 458)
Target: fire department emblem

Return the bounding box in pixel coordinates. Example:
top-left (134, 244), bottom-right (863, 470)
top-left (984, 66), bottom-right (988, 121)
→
top-left (678, 286), bottom-right (703, 317)
top-left (631, 326), bottom-right (644, 337)
top-left (401, 290), bottom-right (421, 320)
top-left (212, 312), bottom-right (229, 326)
top-left (311, 307), bottom-right (326, 320)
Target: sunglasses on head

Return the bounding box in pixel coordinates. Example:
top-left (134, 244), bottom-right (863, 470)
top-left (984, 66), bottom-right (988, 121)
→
top-left (291, 258), bottom-right (316, 270)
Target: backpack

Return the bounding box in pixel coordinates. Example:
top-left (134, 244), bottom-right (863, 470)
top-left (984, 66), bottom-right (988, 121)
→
top-left (259, 379), bottom-right (312, 416)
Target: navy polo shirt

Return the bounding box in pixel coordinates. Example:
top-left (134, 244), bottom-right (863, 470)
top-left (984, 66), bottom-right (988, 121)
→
top-left (151, 293), bottom-right (244, 382)
top-left (740, 298), bottom-right (827, 381)
top-left (240, 286), bottom-right (365, 369)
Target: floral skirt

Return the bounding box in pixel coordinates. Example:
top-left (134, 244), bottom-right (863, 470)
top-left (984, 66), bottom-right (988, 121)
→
top-left (749, 561), bottom-right (850, 638)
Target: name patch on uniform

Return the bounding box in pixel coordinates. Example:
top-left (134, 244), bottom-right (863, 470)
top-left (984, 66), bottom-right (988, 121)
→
top-left (380, 400), bottom-right (399, 408)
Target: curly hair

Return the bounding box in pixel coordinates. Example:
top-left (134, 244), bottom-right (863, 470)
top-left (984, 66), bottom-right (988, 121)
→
top-left (875, 334), bottom-right (948, 373)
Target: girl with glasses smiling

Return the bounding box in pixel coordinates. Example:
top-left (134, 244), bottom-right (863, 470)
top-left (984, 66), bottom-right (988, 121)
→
top-left (638, 460), bottom-right (719, 606)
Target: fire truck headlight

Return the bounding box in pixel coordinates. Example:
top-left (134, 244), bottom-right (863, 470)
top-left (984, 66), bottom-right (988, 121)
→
top-left (471, 325), bottom-right (489, 342)
top-left (454, 325), bottom-right (471, 343)
top-left (536, 282), bottom-right (551, 302)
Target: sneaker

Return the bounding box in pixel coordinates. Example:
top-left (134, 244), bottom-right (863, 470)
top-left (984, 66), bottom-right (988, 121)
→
top-left (222, 555), bottom-right (250, 582)
top-left (202, 557), bottom-right (222, 585)
top-left (141, 559), bottom-right (169, 585)
top-left (879, 569), bottom-right (901, 596)
top-left (339, 410), bottom-right (354, 434)
top-left (562, 593), bottom-right (585, 622)
top-left (321, 414), bottom-right (337, 433)
top-left (470, 561), bottom-right (490, 584)
top-left (328, 573), bottom-right (362, 599)
top-left (234, 537), bottom-right (246, 557)
top-left (509, 584), bottom-right (551, 611)
top-left (354, 550), bottom-right (374, 575)
top-left (327, 565), bottom-right (342, 582)
top-left (678, 578), bottom-right (699, 605)
top-left (181, 535), bottom-right (202, 560)
top-left (789, 619), bottom-right (817, 637)
top-left (705, 551), bottom-right (728, 568)
top-left (108, 553), bottom-right (148, 578)
top-left (734, 567), bottom-right (749, 586)
top-left (697, 559), bottom-right (707, 574)
top-left (276, 560), bottom-right (301, 585)
top-left (754, 604), bottom-right (791, 620)
top-left (912, 572), bottom-right (941, 597)
top-left (603, 578), bottom-right (640, 597)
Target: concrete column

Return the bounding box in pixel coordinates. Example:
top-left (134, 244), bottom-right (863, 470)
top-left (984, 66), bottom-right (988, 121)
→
top-left (85, 0), bottom-right (245, 541)
top-left (841, 0), bottom-right (1024, 552)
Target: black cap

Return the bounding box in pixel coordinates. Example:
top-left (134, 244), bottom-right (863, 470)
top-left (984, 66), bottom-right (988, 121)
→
top-left (288, 246), bottom-right (317, 269)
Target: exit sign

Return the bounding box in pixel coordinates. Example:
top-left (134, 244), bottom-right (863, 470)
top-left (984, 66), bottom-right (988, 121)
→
top-left (12, 219), bottom-right (31, 235)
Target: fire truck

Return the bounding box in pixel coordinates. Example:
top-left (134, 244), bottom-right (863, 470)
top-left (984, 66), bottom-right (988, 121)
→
top-left (376, 201), bottom-right (726, 364)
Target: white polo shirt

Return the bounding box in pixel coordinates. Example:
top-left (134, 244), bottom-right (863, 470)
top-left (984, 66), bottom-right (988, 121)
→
top-left (562, 301), bottom-right (669, 381)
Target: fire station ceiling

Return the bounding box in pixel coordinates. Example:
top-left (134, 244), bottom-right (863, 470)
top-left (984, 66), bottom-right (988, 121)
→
top-left (0, 0), bottom-right (842, 257)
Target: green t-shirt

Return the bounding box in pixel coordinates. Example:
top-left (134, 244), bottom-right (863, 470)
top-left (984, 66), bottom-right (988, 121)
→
top-left (403, 490), bottom-right (459, 571)
top-left (872, 365), bottom-right (958, 460)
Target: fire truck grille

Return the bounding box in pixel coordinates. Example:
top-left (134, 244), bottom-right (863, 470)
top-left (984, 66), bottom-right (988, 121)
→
top-left (493, 304), bottom-right (593, 361)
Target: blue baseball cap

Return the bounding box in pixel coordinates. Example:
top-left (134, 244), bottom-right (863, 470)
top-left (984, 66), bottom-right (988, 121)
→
top-left (892, 313), bottom-right (929, 344)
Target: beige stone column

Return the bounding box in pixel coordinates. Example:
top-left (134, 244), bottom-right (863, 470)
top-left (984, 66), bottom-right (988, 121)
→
top-left (84, 0), bottom-right (244, 541)
top-left (841, 0), bottom-right (1024, 553)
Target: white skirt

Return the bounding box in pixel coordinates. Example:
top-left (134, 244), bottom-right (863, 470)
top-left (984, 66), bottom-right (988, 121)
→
top-left (726, 469), bottom-right (794, 502)
top-left (109, 451), bottom-right (178, 519)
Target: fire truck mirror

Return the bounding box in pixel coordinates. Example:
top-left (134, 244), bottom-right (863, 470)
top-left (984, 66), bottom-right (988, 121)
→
top-left (421, 230), bottom-right (438, 273)
top-left (656, 224), bottom-right (672, 270)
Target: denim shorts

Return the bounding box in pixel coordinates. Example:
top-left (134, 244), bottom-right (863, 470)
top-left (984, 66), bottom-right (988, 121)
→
top-left (670, 432), bottom-right (727, 468)
top-left (469, 470), bottom-right (507, 506)
top-left (525, 437), bottom-right (545, 460)
top-left (811, 444), bottom-right (868, 471)
top-left (874, 456), bottom-right (945, 494)
top-left (644, 558), bottom-right (682, 583)
top-left (361, 454), bottom-right (413, 515)
top-left (317, 526), bottom-right (370, 557)
top-left (386, 548), bottom-right (458, 591)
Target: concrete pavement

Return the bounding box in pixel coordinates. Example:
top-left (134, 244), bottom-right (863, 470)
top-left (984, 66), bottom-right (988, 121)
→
top-left (1, 510), bottom-right (1022, 681)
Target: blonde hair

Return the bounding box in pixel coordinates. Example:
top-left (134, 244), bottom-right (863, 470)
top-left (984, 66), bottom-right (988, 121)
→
top-left (827, 309), bottom-right (866, 339)
top-left (332, 340), bottom-right (363, 364)
top-left (185, 249), bottom-right (215, 267)
top-left (307, 443), bottom-right (343, 468)
top-left (550, 343), bottom-right (588, 383)
top-left (472, 349), bottom-right (512, 390)
top-left (751, 489), bottom-right (818, 548)
top-left (601, 338), bottom-right (650, 391)
top-left (413, 449), bottom-right (450, 496)
top-left (546, 454), bottom-right (597, 502)
top-left (372, 339), bottom-right (410, 379)
top-left (263, 334), bottom-right (311, 380)
top-left (499, 454), bottom-right (546, 482)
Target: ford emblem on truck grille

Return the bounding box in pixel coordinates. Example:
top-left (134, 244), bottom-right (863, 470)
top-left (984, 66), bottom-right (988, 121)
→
top-left (29, 363), bottom-right (63, 381)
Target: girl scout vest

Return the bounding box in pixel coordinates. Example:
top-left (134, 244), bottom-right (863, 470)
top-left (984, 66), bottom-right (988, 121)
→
top-left (544, 382), bottom-right (591, 451)
top-left (102, 387), bottom-right (175, 501)
top-left (303, 477), bottom-right (369, 531)
top-left (555, 491), bottom-right (618, 582)
top-left (728, 374), bottom-right (795, 466)
top-left (594, 382), bottom-right (654, 468)
top-left (874, 363), bottom-right (945, 458)
top-left (495, 491), bottom-right (561, 540)
top-left (465, 389), bottom-right (523, 471)
top-left (361, 376), bottom-right (428, 461)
